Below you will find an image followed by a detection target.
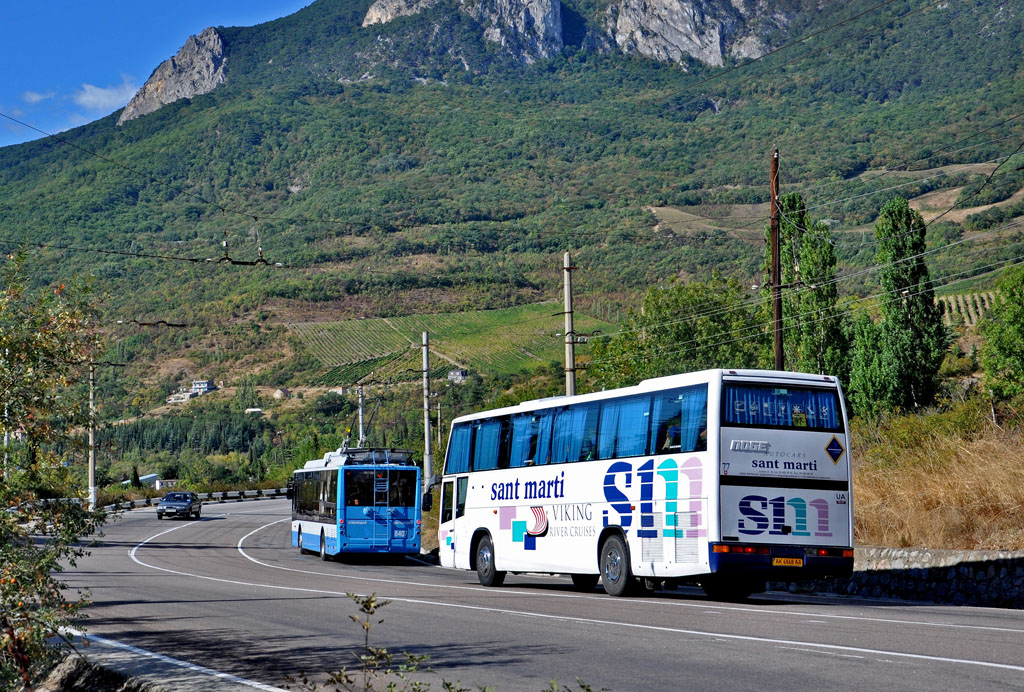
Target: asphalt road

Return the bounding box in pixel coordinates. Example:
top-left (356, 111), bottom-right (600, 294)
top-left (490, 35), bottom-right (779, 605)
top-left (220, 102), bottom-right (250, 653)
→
top-left (62, 499), bottom-right (1024, 691)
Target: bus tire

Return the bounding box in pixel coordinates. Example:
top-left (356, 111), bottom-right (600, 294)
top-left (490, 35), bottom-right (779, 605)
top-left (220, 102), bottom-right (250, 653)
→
top-left (571, 573), bottom-right (599, 592)
top-left (600, 534), bottom-right (634, 597)
top-left (476, 535), bottom-right (505, 587)
top-left (298, 528), bottom-right (307, 554)
top-left (320, 532), bottom-right (329, 561)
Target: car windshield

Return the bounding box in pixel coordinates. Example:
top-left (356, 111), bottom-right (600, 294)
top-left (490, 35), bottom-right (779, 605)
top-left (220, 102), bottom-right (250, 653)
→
top-left (164, 493), bottom-right (187, 502)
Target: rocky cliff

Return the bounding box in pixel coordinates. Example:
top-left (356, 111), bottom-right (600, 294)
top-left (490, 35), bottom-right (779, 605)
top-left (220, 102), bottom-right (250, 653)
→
top-left (117, 27), bottom-right (227, 125)
top-left (363, 0), bottom-right (562, 62)
top-left (603, 0), bottom-right (796, 67)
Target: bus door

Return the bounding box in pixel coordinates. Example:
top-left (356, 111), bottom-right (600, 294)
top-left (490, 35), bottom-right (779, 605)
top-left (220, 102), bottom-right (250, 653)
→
top-left (343, 469), bottom-right (375, 549)
top-left (438, 477), bottom-right (469, 568)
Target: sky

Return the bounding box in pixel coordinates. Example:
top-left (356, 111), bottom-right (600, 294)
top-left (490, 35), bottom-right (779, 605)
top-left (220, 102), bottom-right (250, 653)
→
top-left (1, 1), bottom-right (313, 149)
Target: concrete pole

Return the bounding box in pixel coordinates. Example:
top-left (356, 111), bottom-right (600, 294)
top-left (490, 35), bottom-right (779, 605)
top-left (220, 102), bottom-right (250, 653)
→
top-left (422, 332), bottom-right (433, 491)
top-left (563, 252), bottom-right (576, 396)
top-left (3, 348), bottom-right (8, 471)
top-left (88, 363), bottom-right (96, 511)
top-left (357, 385), bottom-right (366, 447)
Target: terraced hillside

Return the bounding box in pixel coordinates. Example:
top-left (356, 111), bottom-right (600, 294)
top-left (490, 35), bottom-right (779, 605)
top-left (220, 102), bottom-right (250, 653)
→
top-left (289, 303), bottom-right (615, 384)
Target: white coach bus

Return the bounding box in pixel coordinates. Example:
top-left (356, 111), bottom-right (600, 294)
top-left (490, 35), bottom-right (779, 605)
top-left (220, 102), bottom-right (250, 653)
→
top-left (437, 369), bottom-right (853, 598)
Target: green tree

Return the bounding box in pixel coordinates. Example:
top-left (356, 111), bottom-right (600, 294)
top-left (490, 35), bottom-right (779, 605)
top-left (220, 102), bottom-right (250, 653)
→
top-left (979, 265), bottom-right (1024, 400)
top-left (761, 193), bottom-right (850, 380)
top-left (589, 273), bottom-right (763, 390)
top-left (849, 197), bottom-right (949, 415)
top-left (1, 250), bottom-right (105, 688)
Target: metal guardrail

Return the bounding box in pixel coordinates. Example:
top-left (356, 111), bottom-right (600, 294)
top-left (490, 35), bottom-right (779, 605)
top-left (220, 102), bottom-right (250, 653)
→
top-left (101, 487), bottom-right (288, 513)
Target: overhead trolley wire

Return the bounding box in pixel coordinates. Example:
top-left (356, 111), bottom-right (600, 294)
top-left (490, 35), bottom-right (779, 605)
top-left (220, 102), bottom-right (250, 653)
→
top-left (584, 231), bottom-right (1024, 369)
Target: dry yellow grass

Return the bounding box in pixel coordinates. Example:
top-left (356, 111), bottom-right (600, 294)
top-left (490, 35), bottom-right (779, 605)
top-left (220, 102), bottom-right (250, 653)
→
top-left (854, 424), bottom-right (1024, 550)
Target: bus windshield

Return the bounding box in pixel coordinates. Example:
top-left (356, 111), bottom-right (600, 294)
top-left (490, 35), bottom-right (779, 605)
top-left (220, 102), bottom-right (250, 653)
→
top-left (344, 469), bottom-right (418, 507)
top-left (722, 383), bottom-right (842, 432)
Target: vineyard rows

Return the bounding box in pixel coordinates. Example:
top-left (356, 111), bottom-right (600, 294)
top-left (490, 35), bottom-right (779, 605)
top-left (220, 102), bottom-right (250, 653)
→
top-left (288, 320), bottom-right (410, 365)
top-left (938, 292), bottom-right (1001, 327)
top-left (290, 303), bottom-right (615, 385)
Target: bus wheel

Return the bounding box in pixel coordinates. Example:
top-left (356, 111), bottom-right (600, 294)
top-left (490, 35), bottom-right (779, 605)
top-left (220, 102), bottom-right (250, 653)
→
top-left (476, 535), bottom-right (505, 587)
top-left (320, 532), bottom-right (329, 561)
top-left (298, 528), bottom-right (307, 554)
top-left (571, 573), bottom-right (599, 592)
top-left (600, 534), bottom-right (634, 597)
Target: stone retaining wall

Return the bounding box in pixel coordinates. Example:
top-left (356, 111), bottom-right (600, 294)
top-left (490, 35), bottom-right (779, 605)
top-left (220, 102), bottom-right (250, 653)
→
top-left (771, 546), bottom-right (1024, 608)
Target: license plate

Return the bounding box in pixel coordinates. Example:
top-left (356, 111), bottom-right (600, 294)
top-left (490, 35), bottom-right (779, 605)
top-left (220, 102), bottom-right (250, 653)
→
top-left (772, 557), bottom-right (803, 567)
top-left (393, 530), bottom-right (406, 538)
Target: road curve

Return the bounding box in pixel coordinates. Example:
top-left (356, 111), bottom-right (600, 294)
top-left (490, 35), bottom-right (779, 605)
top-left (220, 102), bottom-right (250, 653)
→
top-left (63, 499), bottom-right (1024, 691)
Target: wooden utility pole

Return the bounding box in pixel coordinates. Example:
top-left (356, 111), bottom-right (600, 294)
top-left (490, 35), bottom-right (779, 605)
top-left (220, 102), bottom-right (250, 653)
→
top-left (563, 252), bottom-right (577, 396)
top-left (770, 148), bottom-right (784, 371)
top-left (421, 332), bottom-right (434, 491)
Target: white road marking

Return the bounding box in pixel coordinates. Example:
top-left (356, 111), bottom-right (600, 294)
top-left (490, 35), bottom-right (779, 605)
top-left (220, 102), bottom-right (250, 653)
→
top-left (62, 627), bottom-right (289, 691)
top-left (237, 515), bottom-right (1024, 637)
top-left (776, 646), bottom-right (866, 660)
top-left (121, 518), bottom-right (1024, 675)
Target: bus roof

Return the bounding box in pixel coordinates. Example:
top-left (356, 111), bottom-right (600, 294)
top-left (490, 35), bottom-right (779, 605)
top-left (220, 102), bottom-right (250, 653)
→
top-left (450, 368), bottom-right (840, 425)
top-left (301, 448), bottom-right (417, 470)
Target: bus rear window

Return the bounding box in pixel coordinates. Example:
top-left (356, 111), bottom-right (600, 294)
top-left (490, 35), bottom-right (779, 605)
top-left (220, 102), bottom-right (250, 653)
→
top-left (388, 470), bottom-right (419, 507)
top-left (723, 384), bottom-right (842, 432)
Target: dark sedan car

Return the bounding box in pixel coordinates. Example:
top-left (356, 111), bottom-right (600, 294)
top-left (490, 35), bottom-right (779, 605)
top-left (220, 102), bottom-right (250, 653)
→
top-left (156, 491), bottom-right (202, 520)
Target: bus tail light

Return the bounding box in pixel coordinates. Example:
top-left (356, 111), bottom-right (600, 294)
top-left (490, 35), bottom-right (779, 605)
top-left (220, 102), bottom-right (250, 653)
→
top-left (713, 544), bottom-right (770, 555)
top-left (806, 547), bottom-right (854, 558)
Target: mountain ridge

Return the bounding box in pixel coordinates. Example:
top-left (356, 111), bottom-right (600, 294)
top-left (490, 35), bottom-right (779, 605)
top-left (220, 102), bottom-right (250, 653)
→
top-left (118, 0), bottom-right (829, 123)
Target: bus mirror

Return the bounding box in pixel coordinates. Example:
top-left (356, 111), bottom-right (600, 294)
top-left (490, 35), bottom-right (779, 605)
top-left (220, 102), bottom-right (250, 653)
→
top-left (422, 493), bottom-right (433, 512)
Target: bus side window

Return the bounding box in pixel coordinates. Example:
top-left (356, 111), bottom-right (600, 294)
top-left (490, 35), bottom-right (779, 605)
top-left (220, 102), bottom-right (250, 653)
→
top-left (651, 392), bottom-right (683, 453)
top-left (473, 419), bottom-right (502, 471)
top-left (650, 384), bottom-right (708, 454)
top-left (441, 481), bottom-right (454, 524)
top-left (456, 477), bottom-right (469, 519)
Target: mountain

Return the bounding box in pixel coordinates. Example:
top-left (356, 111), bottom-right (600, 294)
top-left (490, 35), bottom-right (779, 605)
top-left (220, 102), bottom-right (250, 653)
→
top-left (1, 0), bottom-right (1021, 417)
top-left (120, 0), bottom-right (829, 116)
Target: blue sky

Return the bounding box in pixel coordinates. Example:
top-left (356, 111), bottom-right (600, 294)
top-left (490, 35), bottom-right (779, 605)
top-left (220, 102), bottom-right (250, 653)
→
top-left (1, 1), bottom-right (312, 149)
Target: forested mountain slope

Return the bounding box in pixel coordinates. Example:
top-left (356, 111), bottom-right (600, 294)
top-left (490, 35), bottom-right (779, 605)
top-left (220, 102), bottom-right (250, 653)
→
top-left (0, 0), bottom-right (1021, 414)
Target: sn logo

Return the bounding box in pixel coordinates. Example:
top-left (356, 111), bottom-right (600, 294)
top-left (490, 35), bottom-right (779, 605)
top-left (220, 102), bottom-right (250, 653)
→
top-left (737, 494), bottom-right (832, 537)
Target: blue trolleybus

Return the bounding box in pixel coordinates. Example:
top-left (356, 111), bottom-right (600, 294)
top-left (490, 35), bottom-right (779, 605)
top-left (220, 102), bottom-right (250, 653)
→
top-left (290, 448), bottom-right (425, 558)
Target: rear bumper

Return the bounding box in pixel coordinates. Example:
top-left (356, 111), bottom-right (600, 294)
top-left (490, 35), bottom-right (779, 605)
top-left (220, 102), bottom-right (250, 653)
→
top-left (709, 543), bottom-right (854, 581)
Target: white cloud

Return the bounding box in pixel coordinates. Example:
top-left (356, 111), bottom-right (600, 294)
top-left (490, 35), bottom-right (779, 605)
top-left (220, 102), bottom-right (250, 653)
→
top-left (73, 75), bottom-right (138, 111)
top-left (22, 90), bottom-right (56, 104)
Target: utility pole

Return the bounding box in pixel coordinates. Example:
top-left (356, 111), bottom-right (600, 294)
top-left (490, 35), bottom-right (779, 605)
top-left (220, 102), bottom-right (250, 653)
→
top-left (770, 147), bottom-right (784, 371)
top-left (421, 332), bottom-right (433, 492)
top-left (357, 385), bottom-right (366, 447)
top-left (88, 364), bottom-right (96, 511)
top-left (563, 252), bottom-right (577, 396)
top-left (3, 348), bottom-right (8, 470)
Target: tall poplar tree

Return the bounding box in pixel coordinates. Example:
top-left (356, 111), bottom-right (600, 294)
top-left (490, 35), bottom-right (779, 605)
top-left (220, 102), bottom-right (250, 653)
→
top-left (849, 197), bottom-right (948, 414)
